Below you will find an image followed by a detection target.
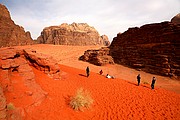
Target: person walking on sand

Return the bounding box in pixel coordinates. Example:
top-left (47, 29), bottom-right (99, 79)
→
top-left (86, 66), bottom-right (90, 77)
top-left (99, 70), bottom-right (103, 75)
top-left (151, 77), bottom-right (156, 89)
top-left (137, 74), bottom-right (141, 86)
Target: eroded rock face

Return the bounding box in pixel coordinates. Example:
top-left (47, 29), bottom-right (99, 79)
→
top-left (23, 48), bottom-right (60, 80)
top-left (0, 4), bottom-right (33, 47)
top-left (0, 47), bottom-right (61, 80)
top-left (110, 21), bottom-right (180, 77)
top-left (0, 47), bottom-right (61, 118)
top-left (37, 23), bottom-right (110, 46)
top-left (79, 47), bottom-right (114, 66)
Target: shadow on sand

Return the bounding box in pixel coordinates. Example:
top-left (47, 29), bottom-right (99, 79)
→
top-left (127, 81), bottom-right (150, 89)
top-left (79, 74), bottom-right (87, 77)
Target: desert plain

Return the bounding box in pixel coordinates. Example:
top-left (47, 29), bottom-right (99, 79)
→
top-left (1, 44), bottom-right (179, 120)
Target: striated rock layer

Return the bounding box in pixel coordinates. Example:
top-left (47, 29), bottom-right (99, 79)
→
top-left (110, 21), bottom-right (180, 77)
top-left (0, 4), bottom-right (33, 47)
top-left (37, 23), bottom-right (110, 46)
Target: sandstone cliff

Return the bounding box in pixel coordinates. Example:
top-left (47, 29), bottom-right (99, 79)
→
top-left (37, 23), bottom-right (110, 46)
top-left (0, 4), bottom-right (33, 47)
top-left (110, 21), bottom-right (180, 77)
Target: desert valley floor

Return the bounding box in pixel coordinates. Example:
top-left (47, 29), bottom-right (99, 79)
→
top-left (1, 44), bottom-right (180, 120)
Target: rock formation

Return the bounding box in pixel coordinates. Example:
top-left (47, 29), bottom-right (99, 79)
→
top-left (0, 47), bottom-right (61, 118)
top-left (79, 47), bottom-right (114, 66)
top-left (110, 21), bottom-right (180, 77)
top-left (0, 4), bottom-right (33, 47)
top-left (0, 47), bottom-right (61, 81)
top-left (37, 23), bottom-right (110, 46)
top-left (171, 13), bottom-right (180, 24)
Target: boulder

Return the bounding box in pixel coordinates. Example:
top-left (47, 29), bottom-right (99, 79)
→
top-left (37, 22), bottom-right (110, 46)
top-left (80, 47), bottom-right (114, 66)
top-left (0, 4), bottom-right (33, 47)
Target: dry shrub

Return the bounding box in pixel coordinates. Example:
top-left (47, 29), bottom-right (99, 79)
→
top-left (69, 88), bottom-right (93, 111)
top-left (7, 103), bottom-right (15, 110)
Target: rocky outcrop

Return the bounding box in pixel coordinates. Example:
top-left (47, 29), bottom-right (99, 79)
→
top-left (110, 21), bottom-right (180, 77)
top-left (79, 47), bottom-right (114, 66)
top-left (0, 4), bottom-right (33, 47)
top-left (0, 47), bottom-right (61, 80)
top-left (37, 23), bottom-right (110, 46)
top-left (0, 47), bottom-right (62, 118)
top-left (171, 13), bottom-right (180, 24)
top-left (23, 49), bottom-right (61, 80)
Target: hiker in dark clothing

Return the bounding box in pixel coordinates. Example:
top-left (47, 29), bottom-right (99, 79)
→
top-left (86, 66), bottom-right (90, 77)
top-left (151, 77), bottom-right (156, 89)
top-left (137, 74), bottom-right (141, 86)
top-left (99, 70), bottom-right (103, 75)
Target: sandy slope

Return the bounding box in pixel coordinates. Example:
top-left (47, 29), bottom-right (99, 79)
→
top-left (2, 44), bottom-right (180, 119)
top-left (5, 64), bottom-right (179, 119)
top-left (20, 44), bottom-right (180, 93)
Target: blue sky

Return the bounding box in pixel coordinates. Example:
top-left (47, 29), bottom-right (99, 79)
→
top-left (0, 0), bottom-right (180, 41)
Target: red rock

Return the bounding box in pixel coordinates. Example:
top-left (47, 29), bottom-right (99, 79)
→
top-left (1, 59), bottom-right (12, 69)
top-left (37, 23), bottom-right (110, 46)
top-left (23, 48), bottom-right (60, 77)
top-left (11, 57), bottom-right (27, 68)
top-left (80, 47), bottom-right (114, 66)
top-left (0, 47), bottom-right (56, 119)
top-left (0, 4), bottom-right (33, 47)
top-left (0, 47), bottom-right (61, 81)
top-left (0, 48), bottom-right (17, 60)
top-left (110, 21), bottom-right (180, 77)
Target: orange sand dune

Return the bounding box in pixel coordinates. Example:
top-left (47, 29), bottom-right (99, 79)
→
top-left (3, 44), bottom-right (180, 119)
top-left (5, 64), bottom-right (180, 119)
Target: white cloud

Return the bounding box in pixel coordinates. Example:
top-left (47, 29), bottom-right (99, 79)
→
top-left (1, 0), bottom-right (180, 41)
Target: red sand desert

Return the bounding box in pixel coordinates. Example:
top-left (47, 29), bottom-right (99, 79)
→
top-left (1, 44), bottom-right (180, 120)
